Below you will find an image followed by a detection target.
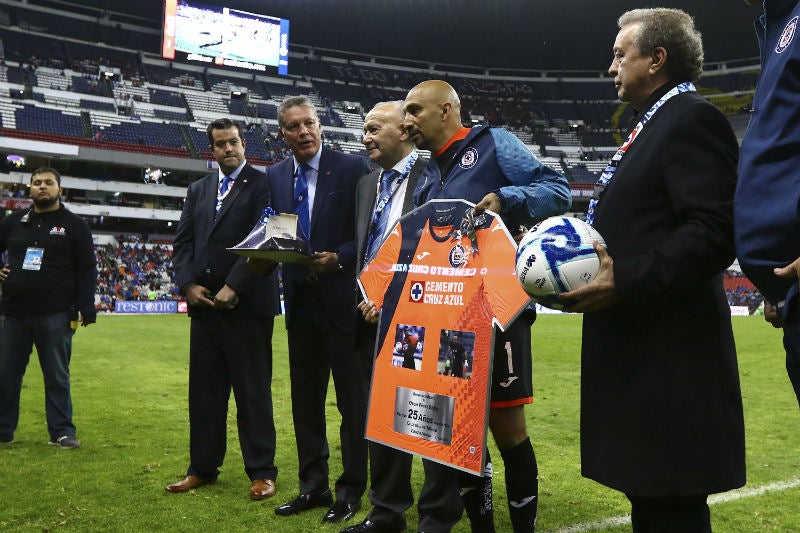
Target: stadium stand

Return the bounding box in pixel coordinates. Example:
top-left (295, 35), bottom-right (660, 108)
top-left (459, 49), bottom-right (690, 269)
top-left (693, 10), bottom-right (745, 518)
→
top-left (724, 270), bottom-right (763, 313)
top-left (95, 239), bottom-right (179, 311)
top-left (0, 1), bottom-right (763, 311)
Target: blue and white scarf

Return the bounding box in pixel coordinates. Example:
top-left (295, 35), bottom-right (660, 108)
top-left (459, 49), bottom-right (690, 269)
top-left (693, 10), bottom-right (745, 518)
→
top-left (586, 82), bottom-right (696, 225)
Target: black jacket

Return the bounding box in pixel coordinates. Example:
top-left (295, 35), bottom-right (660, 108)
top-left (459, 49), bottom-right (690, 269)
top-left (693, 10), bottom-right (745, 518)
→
top-left (0, 204), bottom-right (96, 320)
top-left (173, 163), bottom-right (281, 318)
top-left (581, 85), bottom-right (746, 496)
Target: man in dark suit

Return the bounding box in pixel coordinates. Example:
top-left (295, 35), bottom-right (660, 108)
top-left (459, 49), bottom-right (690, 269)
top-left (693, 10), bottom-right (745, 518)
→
top-left (562, 9), bottom-right (745, 532)
top-left (344, 101), bottom-right (462, 533)
top-left (265, 96), bottom-right (371, 524)
top-left (167, 118), bottom-right (281, 501)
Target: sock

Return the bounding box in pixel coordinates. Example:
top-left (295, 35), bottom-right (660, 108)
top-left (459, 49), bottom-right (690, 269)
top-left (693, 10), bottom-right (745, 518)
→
top-left (501, 437), bottom-right (539, 533)
top-left (460, 449), bottom-right (495, 533)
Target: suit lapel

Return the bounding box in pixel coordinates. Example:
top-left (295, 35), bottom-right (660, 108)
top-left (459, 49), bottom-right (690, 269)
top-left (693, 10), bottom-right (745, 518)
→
top-left (357, 157), bottom-right (424, 265)
top-left (310, 149), bottom-right (333, 236)
top-left (402, 158), bottom-right (426, 213)
top-left (203, 173), bottom-right (220, 231)
top-left (214, 166), bottom-right (250, 226)
top-left (275, 159), bottom-right (295, 213)
top-left (357, 169), bottom-right (380, 259)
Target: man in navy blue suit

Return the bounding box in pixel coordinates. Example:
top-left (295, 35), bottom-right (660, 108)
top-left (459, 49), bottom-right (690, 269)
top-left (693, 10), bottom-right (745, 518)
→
top-left (265, 96), bottom-right (371, 524)
top-left (168, 118), bottom-right (281, 501)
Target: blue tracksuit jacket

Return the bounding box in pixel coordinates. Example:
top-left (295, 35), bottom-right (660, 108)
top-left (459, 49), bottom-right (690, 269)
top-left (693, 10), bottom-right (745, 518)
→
top-left (413, 125), bottom-right (571, 231)
top-left (735, 0), bottom-right (800, 317)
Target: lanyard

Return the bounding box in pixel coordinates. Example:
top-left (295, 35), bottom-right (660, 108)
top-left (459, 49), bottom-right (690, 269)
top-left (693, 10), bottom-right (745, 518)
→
top-left (586, 82), bottom-right (696, 225)
top-left (373, 151), bottom-right (419, 216)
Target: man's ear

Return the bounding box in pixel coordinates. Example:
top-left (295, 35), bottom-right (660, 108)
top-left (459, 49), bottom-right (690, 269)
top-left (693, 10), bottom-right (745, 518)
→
top-left (398, 124), bottom-right (410, 141)
top-left (440, 102), bottom-right (452, 122)
top-left (650, 46), bottom-right (667, 74)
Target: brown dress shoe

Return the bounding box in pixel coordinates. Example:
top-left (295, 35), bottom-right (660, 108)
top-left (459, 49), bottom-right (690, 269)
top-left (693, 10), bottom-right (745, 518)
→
top-left (250, 479), bottom-right (276, 500)
top-left (165, 475), bottom-right (214, 493)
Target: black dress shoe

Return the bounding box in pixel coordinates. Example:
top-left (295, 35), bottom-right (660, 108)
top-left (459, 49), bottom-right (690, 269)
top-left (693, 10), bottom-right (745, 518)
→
top-left (339, 518), bottom-right (406, 533)
top-left (323, 500), bottom-right (361, 523)
top-left (275, 489), bottom-right (333, 516)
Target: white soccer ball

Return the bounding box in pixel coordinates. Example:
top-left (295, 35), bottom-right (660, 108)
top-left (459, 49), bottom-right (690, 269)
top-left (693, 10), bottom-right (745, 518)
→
top-left (515, 216), bottom-right (605, 310)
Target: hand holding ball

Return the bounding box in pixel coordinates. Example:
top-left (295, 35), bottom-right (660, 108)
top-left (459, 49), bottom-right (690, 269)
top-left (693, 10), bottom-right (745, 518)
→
top-left (515, 216), bottom-right (605, 310)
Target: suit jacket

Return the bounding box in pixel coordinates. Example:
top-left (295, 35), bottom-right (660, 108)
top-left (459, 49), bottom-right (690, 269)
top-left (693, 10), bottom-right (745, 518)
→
top-left (173, 163), bottom-right (281, 318)
top-left (267, 148), bottom-right (370, 331)
top-left (580, 86), bottom-right (745, 496)
top-left (355, 156), bottom-right (426, 270)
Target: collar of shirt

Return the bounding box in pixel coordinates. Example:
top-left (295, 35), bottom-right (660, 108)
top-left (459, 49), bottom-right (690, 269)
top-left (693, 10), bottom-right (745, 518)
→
top-left (378, 151), bottom-right (416, 241)
top-left (217, 159), bottom-right (247, 184)
top-left (434, 127), bottom-right (471, 159)
top-left (388, 150), bottom-right (418, 176)
top-left (293, 147), bottom-right (322, 176)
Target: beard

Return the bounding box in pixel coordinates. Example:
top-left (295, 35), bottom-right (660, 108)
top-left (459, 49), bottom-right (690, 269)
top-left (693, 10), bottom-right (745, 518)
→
top-left (32, 195), bottom-right (59, 210)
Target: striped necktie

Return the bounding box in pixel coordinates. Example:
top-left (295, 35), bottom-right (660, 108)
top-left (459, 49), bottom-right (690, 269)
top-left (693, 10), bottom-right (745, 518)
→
top-left (365, 169), bottom-right (398, 262)
top-left (294, 163), bottom-right (310, 239)
top-left (215, 175), bottom-right (233, 214)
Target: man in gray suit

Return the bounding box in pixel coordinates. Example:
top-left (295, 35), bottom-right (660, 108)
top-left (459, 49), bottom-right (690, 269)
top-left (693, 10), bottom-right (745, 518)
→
top-left (343, 101), bottom-right (462, 533)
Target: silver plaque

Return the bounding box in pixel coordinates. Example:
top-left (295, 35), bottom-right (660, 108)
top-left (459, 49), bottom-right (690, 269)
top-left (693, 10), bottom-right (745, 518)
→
top-left (393, 387), bottom-right (455, 445)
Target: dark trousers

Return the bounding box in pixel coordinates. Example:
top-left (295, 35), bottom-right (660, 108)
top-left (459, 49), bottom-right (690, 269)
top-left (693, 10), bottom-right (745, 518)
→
top-left (626, 494), bottom-right (711, 533)
top-left (357, 319), bottom-right (463, 532)
top-left (0, 311), bottom-right (75, 442)
top-left (782, 300), bottom-right (800, 408)
top-left (287, 285), bottom-right (368, 503)
top-left (366, 434), bottom-right (463, 532)
top-left (187, 312), bottom-right (277, 481)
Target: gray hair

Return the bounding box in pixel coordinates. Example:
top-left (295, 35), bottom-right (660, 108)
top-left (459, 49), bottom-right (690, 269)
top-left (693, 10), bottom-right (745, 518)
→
top-left (369, 100), bottom-right (405, 114)
top-left (278, 96), bottom-right (317, 128)
top-left (618, 8), bottom-right (704, 82)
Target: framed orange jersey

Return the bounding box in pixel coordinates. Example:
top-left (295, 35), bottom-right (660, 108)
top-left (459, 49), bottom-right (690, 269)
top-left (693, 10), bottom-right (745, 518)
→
top-left (358, 199), bottom-right (531, 474)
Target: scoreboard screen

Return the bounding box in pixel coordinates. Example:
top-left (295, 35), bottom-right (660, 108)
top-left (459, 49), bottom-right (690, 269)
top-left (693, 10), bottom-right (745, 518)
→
top-left (162, 0), bottom-right (289, 75)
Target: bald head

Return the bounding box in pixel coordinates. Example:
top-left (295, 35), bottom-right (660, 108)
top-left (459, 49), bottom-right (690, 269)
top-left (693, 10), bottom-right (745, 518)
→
top-left (403, 80), bottom-right (463, 153)
top-left (362, 100), bottom-right (413, 169)
top-left (410, 80), bottom-right (461, 113)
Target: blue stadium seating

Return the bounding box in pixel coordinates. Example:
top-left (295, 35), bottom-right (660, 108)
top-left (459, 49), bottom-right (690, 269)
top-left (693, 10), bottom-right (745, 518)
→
top-left (149, 88), bottom-right (184, 107)
top-left (154, 109), bottom-right (188, 122)
top-left (100, 121), bottom-right (185, 149)
top-left (0, 9), bottom-right (758, 175)
top-left (207, 73), bottom-right (268, 99)
top-left (0, 28), bottom-right (66, 65)
top-left (14, 104), bottom-right (84, 137)
top-left (81, 99), bottom-right (115, 112)
top-left (144, 63), bottom-right (205, 90)
top-left (188, 127), bottom-right (210, 154)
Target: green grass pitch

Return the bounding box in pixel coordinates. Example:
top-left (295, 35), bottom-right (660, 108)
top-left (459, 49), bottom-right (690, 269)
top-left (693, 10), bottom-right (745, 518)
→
top-left (0, 314), bottom-right (798, 532)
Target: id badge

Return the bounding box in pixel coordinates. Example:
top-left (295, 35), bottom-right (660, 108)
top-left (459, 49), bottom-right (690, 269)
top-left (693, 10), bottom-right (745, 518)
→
top-left (22, 247), bottom-right (44, 271)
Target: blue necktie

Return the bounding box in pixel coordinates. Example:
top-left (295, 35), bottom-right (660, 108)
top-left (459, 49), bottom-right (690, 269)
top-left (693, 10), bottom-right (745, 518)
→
top-left (216, 175), bottom-right (233, 214)
top-left (365, 169), bottom-right (398, 262)
top-left (294, 163), bottom-right (310, 239)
